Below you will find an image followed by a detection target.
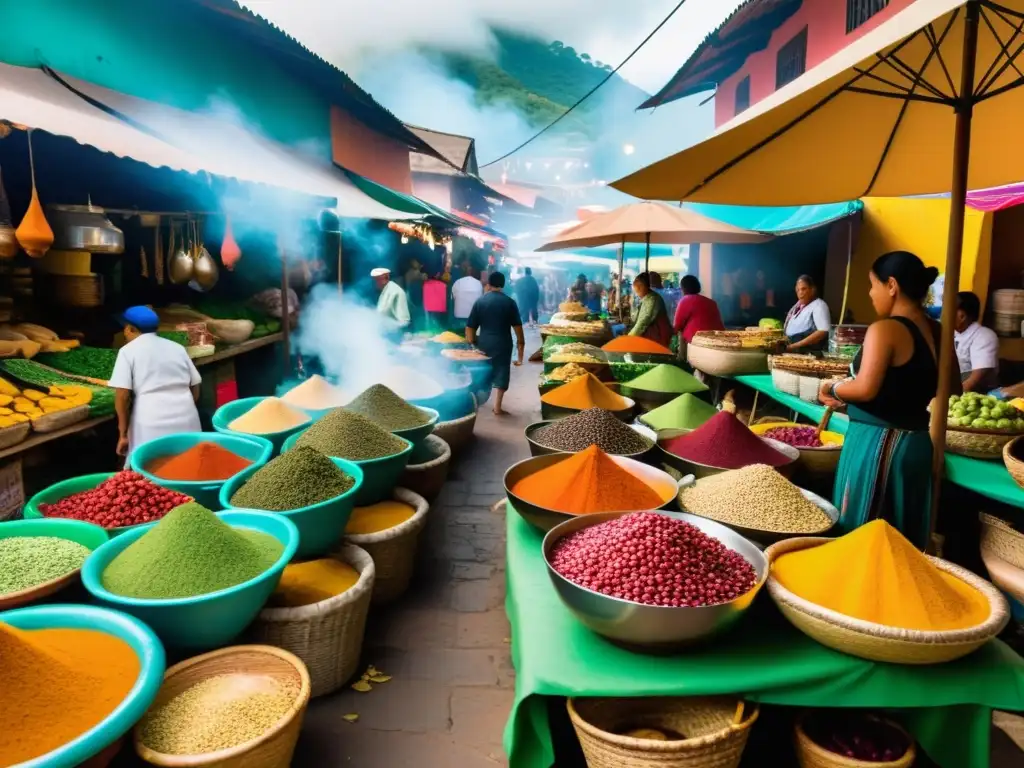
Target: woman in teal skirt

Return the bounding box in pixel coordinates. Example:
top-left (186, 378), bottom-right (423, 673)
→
top-left (819, 252), bottom-right (960, 550)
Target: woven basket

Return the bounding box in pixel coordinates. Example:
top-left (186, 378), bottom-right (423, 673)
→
top-left (0, 421), bottom-right (29, 449)
top-left (568, 696), bottom-right (758, 768)
top-left (344, 488), bottom-right (429, 605)
top-left (1002, 436), bottom-right (1024, 489)
top-left (246, 545), bottom-right (375, 698)
top-left (798, 375), bottom-right (825, 404)
top-left (30, 404), bottom-right (90, 433)
top-left (771, 368), bottom-right (800, 396)
top-left (134, 645), bottom-right (310, 768)
top-left (945, 426), bottom-right (1017, 459)
top-left (979, 512), bottom-right (1024, 570)
top-left (764, 537), bottom-right (1010, 664)
top-left (687, 344), bottom-right (768, 377)
top-left (432, 405), bottom-right (477, 456)
top-left (399, 435), bottom-right (451, 501)
top-left (794, 714), bottom-right (915, 768)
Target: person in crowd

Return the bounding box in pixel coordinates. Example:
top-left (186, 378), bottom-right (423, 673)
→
top-left (673, 275), bottom-right (725, 347)
top-left (403, 259), bottom-right (426, 332)
top-left (585, 282), bottom-right (604, 314)
top-left (628, 272), bottom-right (673, 348)
top-left (466, 272), bottom-right (526, 416)
top-left (819, 251), bottom-right (960, 550)
top-left (568, 273), bottom-right (588, 304)
top-left (451, 268), bottom-right (483, 331)
top-left (110, 306), bottom-right (201, 459)
top-left (514, 267), bottom-right (541, 327)
top-left (784, 275), bottom-right (832, 351)
top-left (954, 291), bottom-right (1000, 392)
top-left (372, 267), bottom-right (410, 339)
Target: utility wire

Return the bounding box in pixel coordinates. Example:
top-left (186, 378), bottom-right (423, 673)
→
top-left (479, 0), bottom-right (690, 169)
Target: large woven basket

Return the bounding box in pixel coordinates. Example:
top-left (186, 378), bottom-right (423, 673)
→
top-left (432, 407), bottom-right (477, 456)
top-left (687, 344), bottom-right (768, 377)
top-left (979, 512), bottom-right (1024, 570)
top-left (568, 696), bottom-right (758, 768)
top-left (1002, 435), bottom-right (1024, 489)
top-left (246, 545), bottom-right (375, 698)
top-left (399, 435), bottom-right (451, 500)
top-left (771, 368), bottom-right (800, 396)
top-left (134, 645), bottom-right (310, 768)
top-left (0, 421), bottom-right (30, 449)
top-left (765, 537), bottom-right (1010, 664)
top-left (945, 426), bottom-right (1017, 459)
top-left (344, 488), bottom-right (429, 605)
top-left (30, 404), bottom-right (89, 433)
top-left (794, 713), bottom-right (915, 768)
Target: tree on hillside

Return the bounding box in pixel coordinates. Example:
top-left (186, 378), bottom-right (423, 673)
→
top-left (580, 53), bottom-right (591, 61)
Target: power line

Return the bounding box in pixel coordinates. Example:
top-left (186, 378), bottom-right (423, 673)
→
top-left (479, 0), bottom-right (690, 169)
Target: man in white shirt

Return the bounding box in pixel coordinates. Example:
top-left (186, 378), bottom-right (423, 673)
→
top-left (451, 271), bottom-right (483, 329)
top-left (372, 267), bottom-right (410, 341)
top-left (954, 291), bottom-right (1000, 392)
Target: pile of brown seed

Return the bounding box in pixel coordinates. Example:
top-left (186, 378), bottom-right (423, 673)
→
top-left (678, 464), bottom-right (833, 534)
top-left (532, 408), bottom-right (652, 455)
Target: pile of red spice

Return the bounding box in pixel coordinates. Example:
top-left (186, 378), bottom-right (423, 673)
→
top-left (39, 471), bottom-right (191, 529)
top-left (146, 441), bottom-right (252, 481)
top-left (662, 411), bottom-right (790, 469)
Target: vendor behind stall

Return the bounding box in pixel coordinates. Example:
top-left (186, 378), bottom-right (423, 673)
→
top-left (628, 272), bottom-right (673, 348)
top-left (954, 291), bottom-right (1000, 393)
top-left (110, 306), bottom-right (201, 459)
top-left (372, 267), bottom-right (410, 340)
top-left (784, 275), bottom-right (831, 351)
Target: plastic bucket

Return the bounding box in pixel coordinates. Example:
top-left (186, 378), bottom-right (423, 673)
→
top-left (212, 397), bottom-right (310, 455)
top-left (22, 473), bottom-right (151, 538)
top-left (219, 457), bottom-right (364, 558)
top-left (80, 511), bottom-right (299, 651)
top-left (0, 603), bottom-right (165, 768)
top-left (130, 432), bottom-right (274, 509)
top-left (282, 431), bottom-right (413, 506)
top-left (392, 407), bottom-right (440, 450)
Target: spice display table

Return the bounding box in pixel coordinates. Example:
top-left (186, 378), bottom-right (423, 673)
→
top-left (503, 510), bottom-right (1024, 768)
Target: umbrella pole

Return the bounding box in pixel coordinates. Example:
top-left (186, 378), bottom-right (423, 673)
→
top-left (645, 233), bottom-right (651, 273)
top-left (929, 1), bottom-right (980, 548)
top-left (617, 238), bottom-right (625, 322)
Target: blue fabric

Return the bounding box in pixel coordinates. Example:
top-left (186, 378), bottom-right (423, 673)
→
top-left (685, 200), bottom-right (863, 234)
top-left (121, 305), bottom-right (160, 332)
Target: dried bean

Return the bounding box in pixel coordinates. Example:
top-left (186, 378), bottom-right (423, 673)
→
top-left (532, 408), bottom-right (651, 455)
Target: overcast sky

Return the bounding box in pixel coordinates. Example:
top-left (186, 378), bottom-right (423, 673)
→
top-left (240, 0), bottom-right (745, 94)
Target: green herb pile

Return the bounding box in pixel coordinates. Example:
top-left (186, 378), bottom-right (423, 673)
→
top-left (295, 409), bottom-right (407, 461)
top-left (193, 298), bottom-right (281, 338)
top-left (1, 359), bottom-right (114, 416)
top-left (159, 330), bottom-right (190, 346)
top-left (101, 502), bottom-right (283, 599)
top-left (229, 446), bottom-right (355, 511)
top-left (36, 346), bottom-right (117, 380)
top-left (345, 384), bottom-right (430, 431)
top-left (609, 362), bottom-right (659, 383)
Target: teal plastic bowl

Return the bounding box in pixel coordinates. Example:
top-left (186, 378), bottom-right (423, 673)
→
top-left (129, 432), bottom-right (274, 509)
top-left (392, 407), bottom-right (440, 449)
top-left (80, 510), bottom-right (299, 651)
top-left (22, 473), bottom-right (155, 538)
top-left (282, 431), bottom-right (414, 506)
top-left (212, 397), bottom-right (311, 455)
top-left (0, 603), bottom-right (165, 768)
top-left (218, 457), bottom-right (365, 558)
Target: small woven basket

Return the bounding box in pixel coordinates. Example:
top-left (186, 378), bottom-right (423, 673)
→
top-left (765, 537), bottom-right (1010, 664)
top-left (568, 696), bottom-right (758, 768)
top-left (399, 435), bottom-right (451, 500)
top-left (686, 344), bottom-right (769, 377)
top-left (945, 426), bottom-right (1016, 459)
top-left (432, 409), bottom-right (477, 456)
top-left (979, 512), bottom-right (1024, 570)
top-left (0, 421), bottom-right (29, 449)
top-left (246, 545), bottom-right (375, 698)
top-left (344, 488), bottom-right (429, 605)
top-left (1002, 435), bottom-right (1024, 489)
top-left (794, 713), bottom-right (915, 768)
top-left (30, 404), bottom-right (89, 433)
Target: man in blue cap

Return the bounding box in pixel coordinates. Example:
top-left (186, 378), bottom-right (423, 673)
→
top-left (109, 305), bottom-right (202, 458)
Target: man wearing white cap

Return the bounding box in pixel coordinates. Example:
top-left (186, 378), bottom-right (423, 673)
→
top-left (372, 267), bottom-right (410, 338)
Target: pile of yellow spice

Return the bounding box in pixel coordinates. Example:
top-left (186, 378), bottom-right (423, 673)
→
top-left (345, 500), bottom-right (416, 535)
top-left (269, 559), bottom-right (360, 608)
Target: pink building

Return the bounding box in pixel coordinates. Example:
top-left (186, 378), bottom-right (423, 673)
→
top-left (644, 0), bottom-right (917, 126)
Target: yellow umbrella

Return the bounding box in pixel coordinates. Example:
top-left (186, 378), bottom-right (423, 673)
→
top-left (612, 0), bottom-right (1024, 528)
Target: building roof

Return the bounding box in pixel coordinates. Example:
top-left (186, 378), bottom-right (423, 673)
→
top-left (640, 0), bottom-right (803, 109)
top-left (406, 125), bottom-right (479, 176)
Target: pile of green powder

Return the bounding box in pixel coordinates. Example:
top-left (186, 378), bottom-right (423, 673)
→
top-left (294, 409), bottom-right (408, 461)
top-left (101, 502), bottom-right (284, 599)
top-left (0, 536), bottom-right (91, 596)
top-left (230, 446), bottom-right (355, 511)
top-left (345, 384), bottom-right (430, 431)
top-left (640, 394), bottom-right (719, 430)
top-left (624, 364), bottom-right (708, 394)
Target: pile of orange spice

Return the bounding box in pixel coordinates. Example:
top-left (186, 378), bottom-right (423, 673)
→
top-left (512, 445), bottom-right (664, 515)
top-left (602, 336), bottom-right (672, 355)
top-left (147, 442), bottom-right (252, 481)
top-left (540, 373), bottom-right (628, 411)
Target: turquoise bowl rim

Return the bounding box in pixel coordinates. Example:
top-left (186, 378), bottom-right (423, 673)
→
top-left (22, 472), bottom-right (153, 536)
top-left (129, 431), bottom-right (274, 491)
top-left (217, 456), bottom-right (366, 515)
top-left (0, 517), bottom-right (110, 549)
top-left (0, 603), bottom-right (165, 768)
top-left (281, 429), bottom-right (414, 467)
top-left (80, 510), bottom-right (298, 608)
top-left (392, 406), bottom-right (440, 438)
top-left (211, 396), bottom-right (312, 440)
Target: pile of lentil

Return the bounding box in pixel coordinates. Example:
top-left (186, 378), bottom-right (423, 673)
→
top-left (550, 511), bottom-right (757, 607)
top-left (229, 446), bottom-right (355, 511)
top-left (293, 409), bottom-right (408, 461)
top-left (678, 464), bottom-right (833, 534)
top-left (39, 471), bottom-right (191, 529)
top-left (532, 408), bottom-right (652, 455)
top-left (139, 673), bottom-right (299, 755)
top-left (101, 502), bottom-right (284, 599)
top-left (345, 384), bottom-right (430, 431)
top-left (0, 536), bottom-right (91, 596)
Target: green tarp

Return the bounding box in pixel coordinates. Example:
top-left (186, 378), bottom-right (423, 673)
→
top-left (503, 508), bottom-right (1024, 768)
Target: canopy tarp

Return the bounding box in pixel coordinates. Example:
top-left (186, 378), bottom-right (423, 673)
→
top-left (686, 200), bottom-right (863, 234)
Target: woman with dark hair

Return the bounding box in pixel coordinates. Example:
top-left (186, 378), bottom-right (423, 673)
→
top-left (819, 251), bottom-right (960, 549)
top-left (629, 272), bottom-right (673, 348)
top-left (784, 274), bottom-right (831, 351)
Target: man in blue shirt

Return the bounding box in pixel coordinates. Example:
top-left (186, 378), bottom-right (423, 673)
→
top-left (466, 273), bottom-right (526, 416)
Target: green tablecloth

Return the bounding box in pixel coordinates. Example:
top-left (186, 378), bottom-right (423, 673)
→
top-left (503, 509), bottom-right (1024, 768)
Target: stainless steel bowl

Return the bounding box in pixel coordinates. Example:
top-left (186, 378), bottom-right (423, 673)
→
top-left (524, 420), bottom-right (654, 458)
top-left (504, 453), bottom-right (681, 532)
top-left (543, 510), bottom-right (768, 649)
top-left (656, 428), bottom-right (799, 479)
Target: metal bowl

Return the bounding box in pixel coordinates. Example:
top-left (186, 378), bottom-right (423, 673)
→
top-left (504, 453), bottom-right (680, 532)
top-left (524, 420), bottom-right (655, 458)
top-left (655, 428), bottom-right (799, 479)
top-left (542, 510), bottom-right (768, 649)
top-left (541, 395), bottom-right (636, 423)
top-left (677, 479), bottom-right (839, 546)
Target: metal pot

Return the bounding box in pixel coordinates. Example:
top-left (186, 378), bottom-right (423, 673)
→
top-left (48, 204), bottom-right (124, 254)
top-left (192, 246), bottom-right (218, 290)
top-left (169, 244), bottom-right (193, 285)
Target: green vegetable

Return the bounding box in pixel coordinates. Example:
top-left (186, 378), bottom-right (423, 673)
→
top-left (229, 446), bottom-right (355, 510)
top-left (36, 346), bottom-right (117, 380)
top-left (1, 359), bottom-right (114, 416)
top-left (0, 536), bottom-right (91, 596)
top-left (158, 331), bottom-right (189, 346)
top-left (609, 362), bottom-right (659, 383)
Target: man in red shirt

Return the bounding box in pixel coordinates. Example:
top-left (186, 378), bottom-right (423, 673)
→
top-left (674, 275), bottom-right (725, 346)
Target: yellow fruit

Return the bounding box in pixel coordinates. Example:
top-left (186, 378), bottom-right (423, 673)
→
top-left (0, 378), bottom-right (19, 397)
top-left (13, 398), bottom-right (33, 413)
top-left (0, 396), bottom-right (12, 407)
top-left (39, 397), bottom-right (72, 412)
top-left (22, 389), bottom-right (45, 402)
top-left (13, 323), bottom-right (58, 342)
top-left (0, 408), bottom-right (12, 416)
